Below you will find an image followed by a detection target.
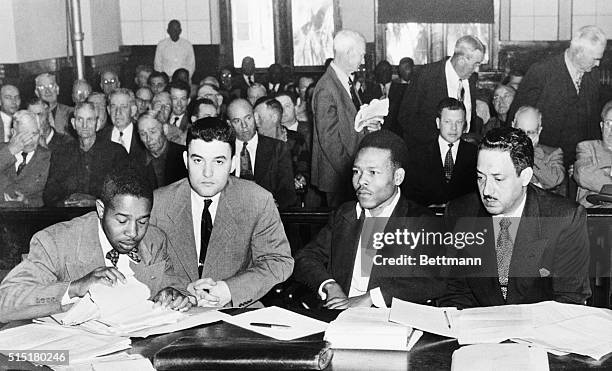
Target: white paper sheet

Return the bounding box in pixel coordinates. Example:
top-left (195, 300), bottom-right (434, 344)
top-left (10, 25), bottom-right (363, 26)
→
top-left (389, 298), bottom-right (458, 338)
top-left (451, 344), bottom-right (549, 371)
top-left (223, 306), bottom-right (328, 340)
top-left (354, 98), bottom-right (389, 132)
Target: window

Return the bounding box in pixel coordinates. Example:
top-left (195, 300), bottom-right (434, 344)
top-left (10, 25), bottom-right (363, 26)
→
top-left (384, 23), bottom-right (491, 65)
top-left (291, 0), bottom-right (335, 66)
top-left (231, 0), bottom-right (275, 67)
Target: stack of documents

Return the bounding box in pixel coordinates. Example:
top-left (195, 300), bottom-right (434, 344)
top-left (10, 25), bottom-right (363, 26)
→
top-left (325, 308), bottom-right (421, 351)
top-left (390, 298), bottom-right (612, 360)
top-left (0, 324), bottom-right (131, 365)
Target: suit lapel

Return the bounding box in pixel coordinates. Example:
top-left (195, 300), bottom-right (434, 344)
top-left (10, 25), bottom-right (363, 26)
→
top-left (327, 67), bottom-right (357, 119)
top-left (166, 180), bottom-right (199, 281)
top-left (333, 204), bottom-right (363, 292)
top-left (254, 135), bottom-right (270, 184)
top-left (66, 213), bottom-right (106, 280)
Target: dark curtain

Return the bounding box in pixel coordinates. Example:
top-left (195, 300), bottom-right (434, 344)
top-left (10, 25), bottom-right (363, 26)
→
top-left (378, 0), bottom-right (494, 24)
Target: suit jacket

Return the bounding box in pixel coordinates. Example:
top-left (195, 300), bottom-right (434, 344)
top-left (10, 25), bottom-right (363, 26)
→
top-left (0, 145), bottom-right (50, 207)
top-left (150, 177), bottom-right (294, 308)
top-left (532, 144), bottom-right (565, 191)
top-left (52, 103), bottom-right (74, 135)
top-left (311, 66), bottom-right (365, 194)
top-left (574, 140), bottom-right (612, 207)
top-left (253, 134), bottom-right (297, 209)
top-left (232, 75), bottom-right (255, 99)
top-left (0, 212), bottom-right (188, 322)
top-left (439, 185), bottom-right (591, 308)
top-left (507, 53), bottom-right (601, 166)
top-left (144, 141), bottom-right (187, 189)
top-left (398, 59), bottom-right (478, 147)
top-left (404, 139), bottom-right (477, 207)
top-left (98, 123), bottom-right (147, 165)
top-left (0, 114), bottom-right (10, 143)
top-left (384, 81), bottom-right (412, 137)
top-left (294, 195), bottom-right (446, 306)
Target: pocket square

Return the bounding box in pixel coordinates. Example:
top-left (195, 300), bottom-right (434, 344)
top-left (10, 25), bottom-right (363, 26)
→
top-left (539, 268), bottom-right (550, 277)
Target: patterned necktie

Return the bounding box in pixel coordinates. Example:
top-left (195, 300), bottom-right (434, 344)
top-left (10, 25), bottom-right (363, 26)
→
top-left (173, 116), bottom-right (180, 127)
top-left (496, 218), bottom-right (514, 300)
top-left (16, 152), bottom-right (28, 175)
top-left (106, 247), bottom-right (141, 267)
top-left (240, 142), bottom-right (254, 180)
top-left (348, 77), bottom-right (362, 110)
top-left (457, 80), bottom-right (465, 102)
top-left (443, 143), bottom-right (454, 182)
top-left (575, 74), bottom-right (582, 94)
top-left (199, 199), bottom-right (213, 278)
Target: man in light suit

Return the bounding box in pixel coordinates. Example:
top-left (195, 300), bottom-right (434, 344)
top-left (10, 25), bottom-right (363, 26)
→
top-left (0, 168), bottom-right (193, 322)
top-left (507, 25), bottom-right (606, 167)
top-left (398, 35), bottom-right (484, 148)
top-left (34, 73), bottom-right (73, 135)
top-left (150, 117), bottom-right (294, 308)
top-left (295, 131), bottom-right (445, 309)
top-left (440, 127), bottom-right (590, 308)
top-left (311, 29), bottom-right (381, 208)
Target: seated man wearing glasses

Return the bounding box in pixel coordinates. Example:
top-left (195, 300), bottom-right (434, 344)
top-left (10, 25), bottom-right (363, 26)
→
top-left (34, 73), bottom-right (73, 135)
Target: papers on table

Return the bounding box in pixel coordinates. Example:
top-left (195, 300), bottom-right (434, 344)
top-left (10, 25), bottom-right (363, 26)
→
top-left (0, 324), bottom-right (131, 365)
top-left (52, 352), bottom-right (155, 371)
top-left (324, 308), bottom-right (422, 351)
top-left (451, 344), bottom-right (549, 371)
top-left (354, 98), bottom-right (388, 132)
top-left (390, 298), bottom-right (612, 360)
top-left (223, 306), bottom-right (328, 341)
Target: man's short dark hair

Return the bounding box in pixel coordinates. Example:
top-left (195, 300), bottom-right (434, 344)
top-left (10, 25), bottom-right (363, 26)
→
top-left (148, 71), bottom-right (169, 85)
top-left (357, 130), bottom-right (409, 170)
top-left (275, 90), bottom-right (298, 105)
top-left (135, 64), bottom-right (153, 75)
top-left (436, 97), bottom-right (466, 118)
top-left (169, 79), bottom-right (190, 95)
top-left (100, 166), bottom-right (153, 209)
top-left (479, 127), bottom-right (534, 175)
top-left (187, 117), bottom-right (236, 157)
top-left (399, 57), bottom-right (414, 68)
top-left (27, 97), bottom-right (48, 108)
top-left (193, 97), bottom-right (217, 110)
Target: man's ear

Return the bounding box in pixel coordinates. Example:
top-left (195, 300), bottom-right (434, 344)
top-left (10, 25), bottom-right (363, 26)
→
top-left (394, 167), bottom-right (405, 186)
top-left (130, 104), bottom-right (137, 120)
top-left (519, 167), bottom-right (533, 187)
top-left (71, 117), bottom-right (76, 130)
top-left (436, 117), bottom-right (441, 130)
top-left (95, 199), bottom-right (105, 219)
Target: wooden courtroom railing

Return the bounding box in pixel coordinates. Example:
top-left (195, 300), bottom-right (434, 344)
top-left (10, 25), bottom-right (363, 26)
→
top-left (0, 206), bottom-right (610, 307)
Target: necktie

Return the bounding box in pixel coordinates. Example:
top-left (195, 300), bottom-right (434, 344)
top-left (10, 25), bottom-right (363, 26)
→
top-left (173, 116), bottom-right (180, 127)
top-left (457, 80), bottom-right (465, 102)
top-left (443, 143), bottom-right (454, 182)
top-left (574, 74), bottom-right (582, 94)
top-left (248, 76), bottom-right (253, 86)
top-left (106, 247), bottom-right (141, 267)
top-left (119, 131), bottom-right (127, 151)
top-left (16, 152), bottom-right (28, 175)
top-left (381, 84), bottom-right (387, 99)
top-left (496, 218), bottom-right (514, 300)
top-left (348, 77), bottom-right (362, 110)
top-left (198, 199), bottom-right (213, 278)
top-left (240, 142), bottom-right (254, 180)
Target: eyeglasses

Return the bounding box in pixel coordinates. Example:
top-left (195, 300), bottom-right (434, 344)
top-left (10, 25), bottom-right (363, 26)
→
top-left (602, 120), bottom-right (612, 129)
top-left (36, 84), bottom-right (56, 91)
top-left (102, 79), bottom-right (117, 85)
top-left (493, 94), bottom-right (513, 102)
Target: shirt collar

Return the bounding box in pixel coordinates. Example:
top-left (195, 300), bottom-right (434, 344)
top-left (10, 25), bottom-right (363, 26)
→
top-left (331, 61), bottom-right (351, 86)
top-left (492, 191), bottom-right (527, 219)
top-left (285, 120), bottom-right (299, 131)
top-left (445, 58), bottom-right (461, 82)
top-left (0, 111), bottom-right (12, 123)
top-left (355, 188), bottom-right (402, 219)
top-left (438, 135), bottom-right (460, 147)
top-left (190, 187), bottom-right (222, 222)
top-left (112, 122), bottom-right (134, 136)
top-left (98, 219), bottom-right (114, 257)
top-left (45, 129), bottom-right (54, 145)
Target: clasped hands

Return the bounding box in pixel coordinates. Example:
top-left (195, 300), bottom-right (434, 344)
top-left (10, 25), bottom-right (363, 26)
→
top-left (322, 281), bottom-right (372, 310)
top-left (187, 278), bottom-right (231, 307)
top-left (357, 116), bottom-right (384, 133)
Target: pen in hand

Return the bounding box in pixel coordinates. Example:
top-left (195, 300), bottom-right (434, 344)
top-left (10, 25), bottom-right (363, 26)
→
top-left (443, 311), bottom-right (451, 329)
top-left (250, 322), bottom-right (291, 329)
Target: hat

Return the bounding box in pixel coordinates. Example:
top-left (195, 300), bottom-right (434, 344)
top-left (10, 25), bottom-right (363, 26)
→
top-left (586, 184), bottom-right (612, 205)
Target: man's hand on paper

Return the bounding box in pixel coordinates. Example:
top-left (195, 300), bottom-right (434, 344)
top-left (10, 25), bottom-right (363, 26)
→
top-left (153, 287), bottom-right (193, 312)
top-left (323, 282), bottom-right (349, 309)
top-left (188, 278), bottom-right (232, 307)
top-left (69, 266), bottom-right (126, 298)
top-left (347, 293), bottom-right (373, 308)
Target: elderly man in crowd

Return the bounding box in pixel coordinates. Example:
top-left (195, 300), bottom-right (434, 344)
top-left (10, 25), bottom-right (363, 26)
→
top-left (71, 79), bottom-right (92, 105)
top-left (574, 101), bottom-right (612, 208)
top-left (27, 98), bottom-right (73, 153)
top-left (134, 64), bottom-right (153, 89)
top-left (0, 84), bottom-right (21, 143)
top-left (148, 71), bottom-right (169, 95)
top-left (0, 110), bottom-right (50, 207)
top-left (100, 70), bottom-right (121, 96)
top-left (513, 105), bottom-right (565, 194)
top-left (87, 92), bottom-right (110, 132)
top-left (34, 73), bottom-right (73, 135)
top-left (135, 87), bottom-right (154, 117)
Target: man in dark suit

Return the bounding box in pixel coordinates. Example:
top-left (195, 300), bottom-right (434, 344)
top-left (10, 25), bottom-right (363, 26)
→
top-left (150, 117), bottom-right (294, 308)
top-left (311, 29), bottom-right (382, 208)
top-left (0, 168), bottom-right (193, 322)
top-left (137, 112), bottom-right (187, 188)
top-left (233, 56), bottom-right (257, 99)
top-left (440, 127), bottom-right (591, 308)
top-left (404, 98), bottom-right (477, 207)
top-left (34, 73), bottom-right (73, 135)
top-left (0, 110), bottom-right (50, 207)
top-left (168, 80), bottom-right (191, 138)
top-left (98, 88), bottom-right (146, 165)
top-left (507, 25), bottom-right (606, 167)
top-left (383, 58), bottom-right (414, 137)
top-left (265, 63), bottom-right (285, 95)
top-left (276, 91), bottom-right (312, 150)
top-left (227, 98), bottom-right (297, 208)
top-left (398, 35), bottom-right (485, 148)
top-left (44, 103), bottom-right (128, 207)
top-left (295, 130), bottom-right (445, 309)
top-left (0, 84), bottom-right (21, 143)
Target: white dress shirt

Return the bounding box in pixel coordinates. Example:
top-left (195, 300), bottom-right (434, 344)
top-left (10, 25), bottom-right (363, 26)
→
top-left (1, 111), bottom-right (12, 142)
top-left (234, 134), bottom-right (258, 178)
top-left (190, 189), bottom-right (221, 261)
top-left (445, 59), bottom-right (472, 130)
top-left (285, 120), bottom-right (299, 132)
top-left (438, 135), bottom-right (460, 165)
top-left (111, 123), bottom-right (134, 153)
top-left (154, 37), bottom-right (196, 79)
top-left (45, 129), bottom-right (54, 145)
top-left (170, 114), bottom-right (185, 128)
top-left (318, 189), bottom-right (402, 308)
top-left (243, 75), bottom-right (255, 86)
top-left (14, 151), bottom-right (34, 172)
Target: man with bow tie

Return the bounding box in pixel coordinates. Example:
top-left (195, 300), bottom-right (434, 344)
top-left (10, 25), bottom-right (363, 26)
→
top-left (0, 168), bottom-right (193, 322)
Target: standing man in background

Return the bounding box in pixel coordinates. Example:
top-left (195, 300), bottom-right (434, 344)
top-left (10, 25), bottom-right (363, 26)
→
top-left (155, 20), bottom-right (195, 82)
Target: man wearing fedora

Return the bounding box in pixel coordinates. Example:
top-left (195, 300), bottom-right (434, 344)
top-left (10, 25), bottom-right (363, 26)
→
top-left (574, 100), bottom-right (612, 208)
